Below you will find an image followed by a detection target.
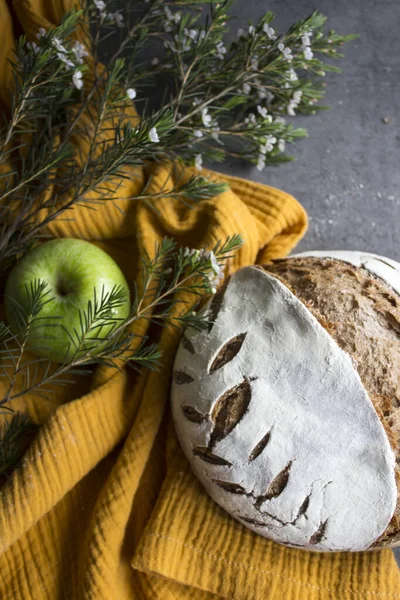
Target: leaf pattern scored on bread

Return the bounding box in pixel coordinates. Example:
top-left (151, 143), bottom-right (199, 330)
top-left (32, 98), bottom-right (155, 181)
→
top-left (181, 335), bottom-right (195, 354)
top-left (248, 430), bottom-right (272, 462)
top-left (209, 378), bottom-right (251, 448)
top-left (238, 515), bottom-right (268, 527)
top-left (193, 447), bottom-right (232, 466)
top-left (173, 371), bottom-right (194, 384)
top-left (181, 406), bottom-right (207, 423)
top-left (207, 278), bottom-right (229, 332)
top-left (212, 479), bottom-right (248, 495)
top-left (296, 494), bottom-right (311, 520)
top-left (255, 461), bottom-right (293, 509)
top-left (309, 519), bottom-right (329, 545)
top-left (209, 333), bottom-right (247, 373)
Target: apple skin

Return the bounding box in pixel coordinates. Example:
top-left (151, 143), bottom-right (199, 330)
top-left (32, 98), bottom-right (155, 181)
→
top-left (4, 238), bottom-right (131, 363)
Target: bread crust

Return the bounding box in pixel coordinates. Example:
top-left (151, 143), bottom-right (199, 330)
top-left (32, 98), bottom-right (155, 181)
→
top-left (264, 257), bottom-right (400, 549)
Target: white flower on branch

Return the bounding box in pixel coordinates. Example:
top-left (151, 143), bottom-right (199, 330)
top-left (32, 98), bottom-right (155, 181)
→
top-left (164, 6), bottom-right (181, 27)
top-left (293, 90), bottom-right (302, 102)
top-left (256, 105), bottom-right (268, 119)
top-left (263, 24), bottom-right (276, 40)
top-left (126, 88), bottom-right (137, 99)
top-left (195, 154), bottom-right (203, 171)
top-left (303, 47), bottom-right (314, 60)
top-left (278, 139), bottom-right (286, 152)
top-left (248, 25), bottom-right (255, 35)
top-left (72, 70), bottom-right (83, 90)
top-left (187, 250), bottom-right (223, 291)
top-left (174, 33), bottom-right (191, 53)
top-left (58, 52), bottom-right (75, 69)
top-left (73, 41), bottom-right (88, 64)
top-left (278, 43), bottom-right (293, 62)
top-left (201, 108), bottom-right (212, 127)
top-left (27, 41), bottom-right (40, 54)
top-left (287, 90), bottom-right (302, 115)
top-left (94, 0), bottom-right (106, 11)
top-left (237, 28), bottom-right (244, 38)
top-left (302, 35), bottom-right (311, 46)
top-left (257, 156), bottom-right (266, 171)
top-left (208, 252), bottom-right (223, 289)
top-left (216, 41), bottom-right (227, 60)
top-left (209, 251), bottom-right (222, 276)
top-left (194, 130), bottom-right (203, 138)
top-left (242, 83), bottom-right (251, 95)
top-left (285, 48), bottom-right (293, 61)
top-left (148, 127), bottom-right (159, 143)
top-left (36, 27), bottom-right (46, 40)
top-left (109, 11), bottom-right (124, 28)
top-left (256, 83), bottom-right (274, 102)
top-left (259, 135), bottom-right (277, 154)
top-left (256, 134), bottom-right (277, 171)
top-left (244, 113), bottom-right (256, 125)
top-left (184, 247), bottom-right (200, 260)
top-left (250, 57), bottom-right (259, 71)
top-left (265, 90), bottom-right (275, 103)
top-left (256, 105), bottom-right (273, 123)
top-left (286, 68), bottom-right (298, 81)
top-left (185, 28), bottom-right (198, 40)
top-left (52, 37), bottom-right (67, 53)
top-left (210, 124), bottom-right (221, 141)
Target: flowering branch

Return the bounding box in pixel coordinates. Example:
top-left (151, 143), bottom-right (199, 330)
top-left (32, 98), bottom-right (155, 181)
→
top-left (0, 2), bottom-right (354, 271)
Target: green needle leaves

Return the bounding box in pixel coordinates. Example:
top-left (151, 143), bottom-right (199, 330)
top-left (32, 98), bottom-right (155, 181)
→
top-left (0, 234), bottom-right (242, 409)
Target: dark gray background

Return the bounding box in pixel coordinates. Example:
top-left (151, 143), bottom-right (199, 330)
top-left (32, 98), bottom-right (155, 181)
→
top-left (145, 0), bottom-right (400, 566)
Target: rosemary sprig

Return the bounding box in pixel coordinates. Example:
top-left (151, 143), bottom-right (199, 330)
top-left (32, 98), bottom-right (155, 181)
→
top-left (0, 235), bottom-right (242, 407)
top-left (0, 412), bottom-right (39, 478)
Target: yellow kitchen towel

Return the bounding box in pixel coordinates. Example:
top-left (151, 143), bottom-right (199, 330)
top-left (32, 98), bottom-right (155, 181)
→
top-left (0, 1), bottom-right (399, 599)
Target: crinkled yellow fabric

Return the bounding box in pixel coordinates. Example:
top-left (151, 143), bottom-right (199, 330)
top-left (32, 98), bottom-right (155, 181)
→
top-left (1, 1), bottom-right (400, 599)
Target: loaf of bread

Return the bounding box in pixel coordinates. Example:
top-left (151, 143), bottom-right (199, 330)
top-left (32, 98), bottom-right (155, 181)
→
top-left (171, 251), bottom-right (400, 552)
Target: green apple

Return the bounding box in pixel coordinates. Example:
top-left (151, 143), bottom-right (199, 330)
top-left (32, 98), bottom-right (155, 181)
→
top-left (4, 238), bottom-right (131, 363)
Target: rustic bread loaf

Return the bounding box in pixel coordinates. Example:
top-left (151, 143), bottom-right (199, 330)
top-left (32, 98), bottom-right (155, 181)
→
top-left (171, 252), bottom-right (400, 552)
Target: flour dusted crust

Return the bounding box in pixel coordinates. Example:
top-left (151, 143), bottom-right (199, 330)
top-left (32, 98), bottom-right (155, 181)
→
top-left (274, 251), bottom-right (400, 548)
top-left (171, 263), bottom-right (398, 552)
